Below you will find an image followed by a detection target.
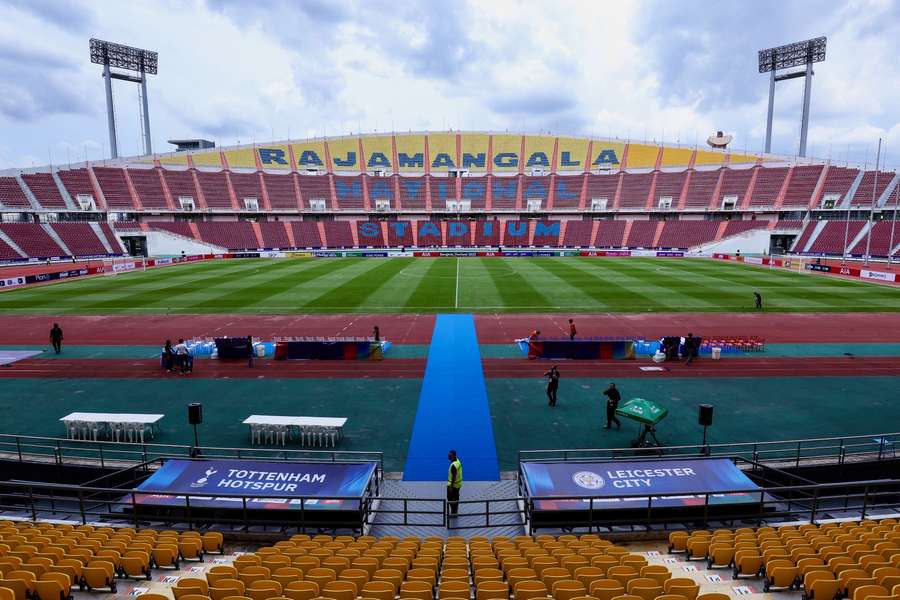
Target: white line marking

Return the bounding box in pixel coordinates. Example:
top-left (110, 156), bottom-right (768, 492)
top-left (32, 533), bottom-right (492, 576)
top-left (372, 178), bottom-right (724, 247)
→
top-left (455, 257), bottom-right (460, 309)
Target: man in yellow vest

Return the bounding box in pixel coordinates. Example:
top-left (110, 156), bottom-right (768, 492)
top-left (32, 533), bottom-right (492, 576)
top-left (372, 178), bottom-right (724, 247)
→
top-left (447, 449), bottom-right (463, 518)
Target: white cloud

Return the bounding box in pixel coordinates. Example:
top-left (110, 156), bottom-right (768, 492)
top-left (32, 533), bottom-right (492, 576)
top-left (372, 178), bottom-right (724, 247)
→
top-left (0, 0), bottom-right (897, 170)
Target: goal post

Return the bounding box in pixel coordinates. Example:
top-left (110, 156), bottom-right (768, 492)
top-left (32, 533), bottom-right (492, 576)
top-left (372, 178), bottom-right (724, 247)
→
top-left (769, 254), bottom-right (807, 272)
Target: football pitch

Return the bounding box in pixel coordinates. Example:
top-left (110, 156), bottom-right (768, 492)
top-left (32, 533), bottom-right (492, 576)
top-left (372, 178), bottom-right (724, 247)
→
top-left (0, 257), bottom-right (897, 314)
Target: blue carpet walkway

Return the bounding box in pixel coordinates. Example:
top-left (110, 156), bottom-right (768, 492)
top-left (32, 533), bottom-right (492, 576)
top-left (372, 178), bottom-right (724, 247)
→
top-left (403, 314), bottom-right (500, 481)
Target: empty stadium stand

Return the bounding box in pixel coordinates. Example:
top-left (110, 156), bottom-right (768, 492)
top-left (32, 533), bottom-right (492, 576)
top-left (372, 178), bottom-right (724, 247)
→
top-left (323, 221), bottom-right (354, 248)
top-left (21, 172), bottom-right (67, 208)
top-left (850, 220), bottom-right (900, 257)
top-left (263, 173), bottom-right (299, 210)
top-left (781, 165), bottom-right (822, 207)
top-left (416, 221), bottom-right (444, 246)
top-left (94, 167), bottom-right (137, 210)
top-left (196, 170), bottom-right (233, 209)
top-left (561, 220), bottom-right (593, 246)
top-left (162, 169), bottom-right (200, 208)
top-left (387, 221), bottom-right (415, 247)
top-left (128, 167), bottom-right (169, 209)
top-left (0, 176), bottom-right (30, 208)
top-left (196, 221), bottom-right (258, 249)
top-left (50, 222), bottom-right (108, 256)
top-left (594, 220), bottom-right (627, 247)
top-left (722, 219), bottom-right (770, 238)
top-left (624, 220), bottom-right (658, 248)
top-left (656, 220), bottom-right (720, 249)
top-left (257, 221), bottom-right (291, 248)
top-left (806, 220), bottom-right (865, 255)
top-left (148, 221), bottom-right (195, 239)
top-left (749, 167), bottom-right (788, 208)
top-left (291, 221), bottom-right (324, 248)
top-left (683, 170), bottom-right (718, 208)
top-left (0, 223), bottom-right (65, 257)
top-left (619, 172), bottom-right (653, 209)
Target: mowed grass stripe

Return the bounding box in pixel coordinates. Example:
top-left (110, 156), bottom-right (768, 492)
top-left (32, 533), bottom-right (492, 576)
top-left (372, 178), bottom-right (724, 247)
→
top-left (188, 258), bottom-right (360, 311)
top-left (528, 258), bottom-right (664, 309)
top-left (461, 258), bottom-right (553, 310)
top-left (302, 258), bottom-right (416, 310)
top-left (79, 260), bottom-right (285, 312)
top-left (509, 259), bottom-right (605, 308)
top-left (404, 258), bottom-right (456, 309)
top-left (572, 258), bottom-right (721, 309)
top-left (0, 260), bottom-right (230, 310)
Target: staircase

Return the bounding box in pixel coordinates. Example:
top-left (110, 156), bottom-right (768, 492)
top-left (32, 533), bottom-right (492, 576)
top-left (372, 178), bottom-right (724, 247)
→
top-left (51, 171), bottom-right (77, 210)
top-left (621, 220), bottom-right (633, 247)
top-left (651, 221), bottom-right (665, 248)
top-left (0, 230), bottom-right (26, 258)
top-left (841, 169), bottom-right (867, 208)
top-left (284, 222), bottom-right (297, 248)
top-left (740, 167), bottom-right (760, 209)
top-left (14, 175), bottom-right (41, 210)
top-left (847, 221), bottom-right (873, 255)
top-left (188, 222), bottom-right (201, 240)
top-left (41, 224), bottom-right (72, 256)
top-left (707, 169), bottom-right (725, 210)
top-left (89, 222), bottom-right (114, 253)
top-left (714, 221), bottom-right (729, 241)
top-left (122, 169), bottom-right (144, 210)
top-left (250, 222), bottom-right (264, 248)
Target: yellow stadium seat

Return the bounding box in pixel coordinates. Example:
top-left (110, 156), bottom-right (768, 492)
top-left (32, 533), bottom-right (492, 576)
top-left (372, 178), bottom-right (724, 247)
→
top-left (247, 580), bottom-right (283, 600)
top-left (439, 580), bottom-right (470, 600)
top-left (552, 579), bottom-right (587, 600)
top-left (398, 580), bottom-right (432, 600)
top-left (513, 580), bottom-right (547, 600)
top-left (284, 581), bottom-right (319, 600)
top-left (210, 579), bottom-right (246, 600)
top-left (663, 578), bottom-right (698, 600)
top-left (33, 573), bottom-right (71, 600)
top-left (82, 560), bottom-right (117, 592)
top-left (360, 581), bottom-right (394, 600)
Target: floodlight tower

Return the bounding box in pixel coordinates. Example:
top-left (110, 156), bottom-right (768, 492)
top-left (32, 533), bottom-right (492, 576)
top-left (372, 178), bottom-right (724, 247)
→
top-left (89, 38), bottom-right (158, 159)
top-left (758, 37), bottom-right (826, 157)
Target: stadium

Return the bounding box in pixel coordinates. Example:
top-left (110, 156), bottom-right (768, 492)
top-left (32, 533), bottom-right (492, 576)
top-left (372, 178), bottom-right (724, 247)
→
top-left (1, 7), bottom-right (900, 600)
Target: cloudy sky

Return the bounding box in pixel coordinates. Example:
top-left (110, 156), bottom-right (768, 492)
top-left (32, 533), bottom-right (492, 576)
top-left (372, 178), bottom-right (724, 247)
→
top-left (1, 0), bottom-right (898, 170)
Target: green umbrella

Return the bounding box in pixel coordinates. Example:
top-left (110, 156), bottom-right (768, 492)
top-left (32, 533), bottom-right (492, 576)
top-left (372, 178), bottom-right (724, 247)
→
top-left (615, 397), bottom-right (668, 425)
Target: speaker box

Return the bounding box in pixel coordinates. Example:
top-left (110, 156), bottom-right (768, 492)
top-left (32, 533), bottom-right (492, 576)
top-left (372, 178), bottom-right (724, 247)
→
top-left (188, 403), bottom-right (203, 425)
top-left (699, 404), bottom-right (713, 426)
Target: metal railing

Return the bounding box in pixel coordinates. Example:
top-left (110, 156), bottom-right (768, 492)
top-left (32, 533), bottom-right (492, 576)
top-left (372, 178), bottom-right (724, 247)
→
top-left (0, 433), bottom-right (384, 473)
top-left (519, 431), bottom-right (899, 469)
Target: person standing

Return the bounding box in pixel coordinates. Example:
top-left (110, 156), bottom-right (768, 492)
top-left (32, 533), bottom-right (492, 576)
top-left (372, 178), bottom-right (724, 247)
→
top-left (603, 383), bottom-right (621, 430)
top-left (685, 333), bottom-right (698, 365)
top-left (544, 365), bottom-right (560, 407)
top-left (447, 450), bottom-right (463, 518)
top-left (373, 326), bottom-right (380, 342)
top-left (568, 319), bottom-right (577, 340)
top-left (529, 329), bottom-right (540, 341)
top-left (174, 338), bottom-right (190, 374)
top-left (49, 323), bottom-right (63, 354)
top-left (163, 340), bottom-right (175, 372)
top-left (754, 291), bottom-right (762, 310)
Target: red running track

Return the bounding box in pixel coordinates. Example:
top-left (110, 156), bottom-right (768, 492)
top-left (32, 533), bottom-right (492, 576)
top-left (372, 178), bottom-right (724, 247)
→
top-left (473, 312), bottom-right (900, 343)
top-left (481, 356), bottom-right (900, 378)
top-left (3, 355), bottom-right (899, 380)
top-left (0, 358), bottom-right (427, 379)
top-left (0, 314), bottom-right (436, 345)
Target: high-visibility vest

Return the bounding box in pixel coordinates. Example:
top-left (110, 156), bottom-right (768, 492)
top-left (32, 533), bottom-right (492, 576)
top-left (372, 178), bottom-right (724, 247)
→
top-left (448, 459), bottom-right (463, 489)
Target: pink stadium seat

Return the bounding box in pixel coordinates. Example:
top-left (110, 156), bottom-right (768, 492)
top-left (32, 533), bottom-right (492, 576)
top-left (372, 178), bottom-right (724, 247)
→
top-left (446, 220), bottom-right (473, 245)
top-left (50, 223), bottom-right (109, 256)
top-left (357, 221), bottom-right (386, 247)
top-left (149, 221), bottom-right (195, 239)
top-left (562, 220), bottom-right (592, 246)
top-left (128, 168), bottom-right (169, 209)
top-left (522, 176), bottom-right (551, 210)
top-left (490, 176), bottom-right (518, 209)
top-left (0, 236), bottom-right (22, 260)
top-left (850, 220), bottom-right (900, 257)
top-left (618, 172), bottom-right (653, 208)
top-left (781, 165), bottom-right (822, 207)
top-left (398, 177), bottom-right (427, 210)
top-left (586, 173), bottom-right (619, 208)
top-left (624, 221), bottom-right (658, 248)
top-left (851, 171), bottom-right (893, 207)
top-left (196, 170), bottom-right (233, 208)
top-left (749, 167), bottom-right (788, 207)
top-left (791, 222), bottom-right (818, 252)
top-left (163, 169), bottom-right (200, 206)
top-left (258, 221), bottom-right (291, 248)
top-left (655, 220), bottom-right (720, 249)
top-left (460, 177), bottom-right (487, 209)
top-left (366, 175), bottom-right (394, 209)
top-left (0, 223), bottom-right (66, 258)
top-left (387, 221), bottom-right (414, 247)
top-left (553, 174), bottom-right (583, 209)
top-left (776, 220), bottom-right (803, 230)
top-left (21, 173), bottom-right (66, 208)
top-left (99, 222), bottom-right (125, 253)
top-left (416, 220), bottom-right (444, 246)
top-left (474, 220), bottom-right (501, 246)
top-left (94, 167), bottom-right (137, 209)
top-left (718, 168), bottom-right (753, 207)
top-left (297, 175), bottom-right (332, 209)
top-left (531, 220), bottom-right (560, 246)
top-left (593, 220), bottom-right (626, 247)
top-left (291, 221), bottom-right (323, 248)
top-left (818, 167), bottom-right (859, 206)
top-left (653, 171), bottom-right (687, 207)
top-left (0, 177), bottom-right (30, 207)
top-left (334, 175), bottom-right (365, 209)
top-left (502, 220), bottom-right (530, 246)
top-left (57, 168), bottom-right (95, 202)
top-left (683, 169), bottom-right (719, 207)
top-left (196, 221), bottom-right (259, 249)
top-left (722, 220), bottom-right (769, 238)
top-left (230, 172), bottom-right (263, 207)
top-left (322, 221), bottom-right (354, 247)
top-left (807, 220), bottom-right (865, 255)
top-left (263, 173), bottom-right (299, 210)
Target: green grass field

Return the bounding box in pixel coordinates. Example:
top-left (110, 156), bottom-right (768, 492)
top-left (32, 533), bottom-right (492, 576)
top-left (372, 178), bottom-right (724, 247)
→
top-left (0, 257), bottom-right (897, 314)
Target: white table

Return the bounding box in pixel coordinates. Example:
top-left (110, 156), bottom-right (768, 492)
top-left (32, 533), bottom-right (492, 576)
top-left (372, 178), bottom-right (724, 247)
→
top-left (243, 415), bottom-right (347, 447)
top-left (60, 412), bottom-right (164, 443)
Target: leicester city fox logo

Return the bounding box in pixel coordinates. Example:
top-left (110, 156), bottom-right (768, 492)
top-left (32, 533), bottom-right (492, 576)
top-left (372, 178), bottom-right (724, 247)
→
top-left (190, 468), bottom-right (217, 488)
top-left (572, 471), bottom-right (605, 490)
